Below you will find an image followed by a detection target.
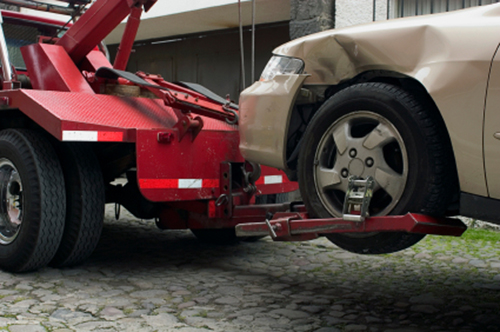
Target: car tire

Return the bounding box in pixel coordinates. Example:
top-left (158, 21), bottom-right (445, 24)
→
top-left (50, 143), bottom-right (105, 267)
top-left (0, 129), bottom-right (66, 272)
top-left (298, 82), bottom-right (455, 254)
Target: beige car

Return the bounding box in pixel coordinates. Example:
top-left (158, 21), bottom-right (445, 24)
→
top-left (239, 3), bottom-right (500, 254)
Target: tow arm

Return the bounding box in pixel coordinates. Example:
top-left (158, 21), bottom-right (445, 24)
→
top-left (235, 176), bottom-right (467, 241)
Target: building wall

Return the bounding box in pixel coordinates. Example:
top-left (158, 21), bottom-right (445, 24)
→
top-left (335, 0), bottom-right (500, 29)
top-left (335, 0), bottom-right (389, 28)
top-left (289, 0), bottom-right (335, 39)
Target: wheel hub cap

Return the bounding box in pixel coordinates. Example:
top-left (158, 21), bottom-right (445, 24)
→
top-left (0, 159), bottom-right (23, 245)
top-left (314, 111), bottom-right (408, 217)
top-left (348, 158), bottom-right (365, 177)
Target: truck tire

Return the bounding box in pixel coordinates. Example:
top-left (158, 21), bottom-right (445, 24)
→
top-left (298, 83), bottom-right (455, 254)
top-left (0, 129), bottom-right (65, 272)
top-left (50, 143), bottom-right (105, 267)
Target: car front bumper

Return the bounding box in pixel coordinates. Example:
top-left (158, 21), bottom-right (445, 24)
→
top-left (238, 74), bottom-right (308, 170)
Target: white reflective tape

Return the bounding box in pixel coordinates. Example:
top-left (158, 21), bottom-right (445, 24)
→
top-left (62, 131), bottom-right (98, 141)
top-left (178, 179), bottom-right (202, 189)
top-left (264, 175), bottom-right (283, 184)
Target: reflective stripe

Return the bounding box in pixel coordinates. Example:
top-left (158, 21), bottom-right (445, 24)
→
top-left (139, 179), bottom-right (219, 189)
top-left (62, 130), bottom-right (97, 141)
top-left (62, 130), bottom-right (123, 142)
top-left (256, 175), bottom-right (284, 185)
top-left (98, 131), bottom-right (123, 141)
top-left (264, 175), bottom-right (283, 184)
top-left (178, 179), bottom-right (202, 189)
top-left (139, 179), bottom-right (177, 189)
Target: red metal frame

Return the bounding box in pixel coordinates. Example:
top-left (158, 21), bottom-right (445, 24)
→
top-left (0, 1), bottom-right (298, 216)
top-left (56, 0), bottom-right (155, 64)
top-left (113, 6), bottom-right (142, 70)
top-left (234, 210), bottom-right (467, 241)
top-left (0, 9), bottom-right (71, 27)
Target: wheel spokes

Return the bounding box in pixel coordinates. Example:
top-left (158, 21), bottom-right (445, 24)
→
top-left (313, 111), bottom-right (408, 218)
top-left (332, 121), bottom-right (352, 156)
top-left (0, 162), bottom-right (23, 244)
top-left (374, 165), bottom-right (405, 200)
top-left (316, 166), bottom-right (343, 192)
top-left (363, 122), bottom-right (396, 150)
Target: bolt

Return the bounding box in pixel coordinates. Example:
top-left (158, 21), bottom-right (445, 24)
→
top-left (366, 157), bottom-right (374, 167)
top-left (349, 149), bottom-right (357, 158)
top-left (341, 168), bottom-right (349, 178)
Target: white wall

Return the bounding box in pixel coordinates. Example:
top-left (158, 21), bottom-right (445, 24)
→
top-left (335, 0), bottom-right (391, 29)
top-left (141, 0), bottom-right (252, 19)
top-left (19, 0), bottom-right (256, 23)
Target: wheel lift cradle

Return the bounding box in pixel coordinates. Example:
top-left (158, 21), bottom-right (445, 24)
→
top-left (235, 177), bottom-right (467, 242)
top-left (0, 0), bottom-right (467, 261)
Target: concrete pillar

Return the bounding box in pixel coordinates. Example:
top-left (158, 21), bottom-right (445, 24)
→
top-left (289, 0), bottom-right (335, 39)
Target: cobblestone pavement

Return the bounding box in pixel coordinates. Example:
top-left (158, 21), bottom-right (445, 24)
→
top-left (0, 206), bottom-right (499, 332)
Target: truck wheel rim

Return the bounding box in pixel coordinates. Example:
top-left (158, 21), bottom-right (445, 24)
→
top-left (313, 111), bottom-right (408, 217)
top-left (0, 159), bottom-right (23, 245)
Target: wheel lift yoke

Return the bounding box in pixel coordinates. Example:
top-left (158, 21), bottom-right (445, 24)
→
top-left (235, 176), bottom-right (467, 241)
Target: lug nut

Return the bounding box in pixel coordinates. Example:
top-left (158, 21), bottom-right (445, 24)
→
top-left (366, 157), bottom-right (374, 167)
top-left (341, 168), bottom-right (349, 178)
top-left (349, 149), bottom-right (357, 158)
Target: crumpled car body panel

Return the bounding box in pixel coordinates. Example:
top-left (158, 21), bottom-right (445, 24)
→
top-left (239, 74), bottom-right (308, 169)
top-left (239, 4), bottom-right (500, 197)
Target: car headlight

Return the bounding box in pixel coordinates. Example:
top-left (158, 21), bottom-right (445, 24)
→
top-left (260, 55), bottom-right (305, 81)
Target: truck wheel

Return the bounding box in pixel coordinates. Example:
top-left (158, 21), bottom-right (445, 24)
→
top-left (298, 83), bottom-right (454, 254)
top-left (50, 144), bottom-right (104, 267)
top-left (0, 129), bottom-right (65, 272)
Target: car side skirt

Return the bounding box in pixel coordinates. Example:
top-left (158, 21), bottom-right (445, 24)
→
top-left (460, 192), bottom-right (500, 225)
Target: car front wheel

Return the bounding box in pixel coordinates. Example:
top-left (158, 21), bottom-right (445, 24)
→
top-left (298, 82), bottom-right (455, 254)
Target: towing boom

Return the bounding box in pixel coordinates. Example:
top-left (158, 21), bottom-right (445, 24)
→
top-left (56, 0), bottom-right (156, 64)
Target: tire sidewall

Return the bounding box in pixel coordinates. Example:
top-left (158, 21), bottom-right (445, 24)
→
top-left (298, 83), bottom-right (439, 253)
top-left (299, 83), bottom-right (431, 219)
top-left (0, 134), bottom-right (42, 267)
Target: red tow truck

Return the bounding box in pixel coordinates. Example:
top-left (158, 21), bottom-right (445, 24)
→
top-left (0, 0), bottom-right (466, 273)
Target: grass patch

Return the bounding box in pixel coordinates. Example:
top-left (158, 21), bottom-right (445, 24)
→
top-left (123, 308), bottom-right (134, 315)
top-left (194, 310), bottom-right (208, 318)
top-left (461, 228), bottom-right (500, 242)
top-left (12, 297), bottom-right (28, 303)
top-left (1, 314), bottom-right (16, 319)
